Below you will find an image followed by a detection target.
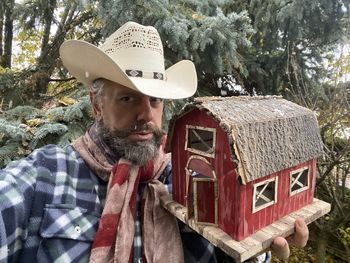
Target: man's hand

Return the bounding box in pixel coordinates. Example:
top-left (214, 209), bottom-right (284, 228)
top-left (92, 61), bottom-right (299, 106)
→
top-left (270, 218), bottom-right (309, 259)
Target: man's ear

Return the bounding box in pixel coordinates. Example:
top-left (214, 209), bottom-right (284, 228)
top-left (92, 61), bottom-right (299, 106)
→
top-left (89, 91), bottom-right (102, 121)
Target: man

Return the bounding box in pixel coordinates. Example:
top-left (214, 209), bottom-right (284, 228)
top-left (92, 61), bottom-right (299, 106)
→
top-left (0, 22), bottom-right (308, 263)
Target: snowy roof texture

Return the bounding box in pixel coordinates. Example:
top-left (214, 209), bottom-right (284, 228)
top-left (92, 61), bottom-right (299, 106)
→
top-left (166, 96), bottom-right (324, 184)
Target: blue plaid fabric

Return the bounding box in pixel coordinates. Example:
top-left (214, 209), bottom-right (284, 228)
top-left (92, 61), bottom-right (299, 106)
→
top-left (0, 145), bottom-right (106, 262)
top-left (0, 144), bottom-right (269, 263)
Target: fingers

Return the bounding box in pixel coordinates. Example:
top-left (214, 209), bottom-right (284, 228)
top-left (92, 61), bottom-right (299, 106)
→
top-left (271, 218), bottom-right (309, 260)
top-left (271, 236), bottom-right (290, 260)
top-left (287, 217), bottom-right (309, 248)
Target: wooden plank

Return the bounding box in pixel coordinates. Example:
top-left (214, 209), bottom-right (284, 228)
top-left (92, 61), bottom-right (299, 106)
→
top-left (271, 220), bottom-right (294, 237)
top-left (250, 231), bottom-right (272, 248)
top-left (239, 237), bottom-right (263, 260)
top-left (160, 195), bottom-right (331, 263)
top-left (303, 199), bottom-right (320, 213)
top-left (218, 239), bottom-right (246, 261)
top-left (261, 224), bottom-right (282, 237)
top-left (272, 220), bottom-right (292, 232)
top-left (279, 215), bottom-right (297, 225)
top-left (288, 208), bottom-right (315, 224)
top-left (313, 198), bottom-right (333, 215)
top-left (161, 195), bottom-right (188, 222)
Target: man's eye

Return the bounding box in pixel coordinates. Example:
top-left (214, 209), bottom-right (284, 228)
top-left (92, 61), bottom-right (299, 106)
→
top-left (120, 96), bottom-right (134, 102)
top-left (150, 97), bottom-right (163, 104)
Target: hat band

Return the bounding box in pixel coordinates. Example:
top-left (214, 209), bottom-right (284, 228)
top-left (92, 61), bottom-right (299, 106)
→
top-left (125, 69), bottom-right (164, 80)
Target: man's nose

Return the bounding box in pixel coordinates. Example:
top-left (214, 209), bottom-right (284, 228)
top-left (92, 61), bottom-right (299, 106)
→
top-left (136, 98), bottom-right (153, 123)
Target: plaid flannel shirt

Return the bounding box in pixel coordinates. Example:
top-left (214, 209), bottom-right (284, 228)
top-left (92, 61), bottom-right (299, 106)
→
top-left (0, 145), bottom-right (270, 263)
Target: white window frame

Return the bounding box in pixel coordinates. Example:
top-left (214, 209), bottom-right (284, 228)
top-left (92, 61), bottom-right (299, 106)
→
top-left (252, 177), bottom-right (278, 213)
top-left (185, 125), bottom-right (216, 158)
top-left (289, 166), bottom-right (309, 196)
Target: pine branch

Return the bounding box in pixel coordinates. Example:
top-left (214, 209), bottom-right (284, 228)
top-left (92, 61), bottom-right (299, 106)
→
top-left (63, 97), bottom-right (91, 122)
top-left (0, 119), bottom-right (32, 142)
top-left (4, 105), bottom-right (43, 119)
top-left (0, 141), bottom-right (20, 165)
top-left (29, 123), bottom-right (68, 149)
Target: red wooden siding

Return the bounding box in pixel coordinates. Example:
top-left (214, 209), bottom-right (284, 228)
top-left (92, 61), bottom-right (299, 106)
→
top-left (237, 159), bottom-right (316, 240)
top-left (196, 180), bottom-right (216, 224)
top-left (171, 108), bottom-right (239, 235)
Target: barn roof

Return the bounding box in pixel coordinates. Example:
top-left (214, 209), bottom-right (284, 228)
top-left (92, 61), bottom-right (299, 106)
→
top-left (166, 96), bottom-right (324, 184)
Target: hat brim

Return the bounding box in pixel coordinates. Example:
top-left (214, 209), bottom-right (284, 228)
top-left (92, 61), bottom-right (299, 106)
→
top-left (59, 40), bottom-right (197, 99)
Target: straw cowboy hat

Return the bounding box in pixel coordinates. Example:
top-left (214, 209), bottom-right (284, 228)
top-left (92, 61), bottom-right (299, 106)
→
top-left (59, 21), bottom-right (197, 99)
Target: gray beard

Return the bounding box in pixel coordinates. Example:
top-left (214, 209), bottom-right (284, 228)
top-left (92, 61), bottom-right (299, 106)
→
top-left (96, 121), bottom-right (164, 166)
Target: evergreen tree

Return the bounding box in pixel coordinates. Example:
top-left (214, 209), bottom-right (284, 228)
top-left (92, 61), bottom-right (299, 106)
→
top-left (0, 91), bottom-right (93, 167)
top-left (0, 0), bottom-right (102, 107)
top-left (98, 0), bottom-right (255, 96)
top-left (94, 0), bottom-right (350, 101)
top-left (243, 0), bottom-right (350, 101)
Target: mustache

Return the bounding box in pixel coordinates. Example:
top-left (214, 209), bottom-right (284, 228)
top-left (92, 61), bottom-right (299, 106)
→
top-left (129, 123), bottom-right (156, 133)
top-left (102, 123), bottom-right (164, 139)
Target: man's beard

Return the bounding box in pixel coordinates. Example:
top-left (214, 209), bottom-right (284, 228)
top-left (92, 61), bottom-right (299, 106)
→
top-left (96, 121), bottom-right (164, 166)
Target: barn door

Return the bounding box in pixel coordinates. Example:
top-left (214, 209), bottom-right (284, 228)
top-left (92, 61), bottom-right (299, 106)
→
top-left (185, 156), bottom-right (217, 225)
top-left (193, 177), bottom-right (217, 224)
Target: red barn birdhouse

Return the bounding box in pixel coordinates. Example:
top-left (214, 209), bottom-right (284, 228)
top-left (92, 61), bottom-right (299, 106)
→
top-left (162, 96), bottom-right (331, 262)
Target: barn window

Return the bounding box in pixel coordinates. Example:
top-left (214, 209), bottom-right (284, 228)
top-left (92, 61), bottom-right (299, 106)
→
top-left (186, 125), bottom-right (216, 158)
top-left (252, 177), bottom-right (278, 213)
top-left (289, 167), bottom-right (309, 196)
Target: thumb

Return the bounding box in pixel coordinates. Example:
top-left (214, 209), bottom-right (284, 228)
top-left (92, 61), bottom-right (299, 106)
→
top-left (271, 236), bottom-right (290, 260)
top-left (288, 217), bottom-right (309, 248)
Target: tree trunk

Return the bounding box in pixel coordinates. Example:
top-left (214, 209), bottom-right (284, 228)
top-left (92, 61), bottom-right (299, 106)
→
top-left (31, 0), bottom-right (57, 97)
top-left (3, 0), bottom-right (14, 68)
top-left (33, 2), bottom-right (95, 97)
top-left (315, 230), bottom-right (327, 263)
top-left (0, 1), bottom-right (4, 59)
top-left (38, 0), bottom-right (56, 64)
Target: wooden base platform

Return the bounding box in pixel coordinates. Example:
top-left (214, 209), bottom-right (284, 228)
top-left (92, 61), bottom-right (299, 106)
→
top-left (160, 196), bottom-right (331, 263)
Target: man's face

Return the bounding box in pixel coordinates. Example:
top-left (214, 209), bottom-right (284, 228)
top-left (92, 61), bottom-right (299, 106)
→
top-left (93, 80), bottom-right (164, 135)
top-left (91, 80), bottom-right (165, 165)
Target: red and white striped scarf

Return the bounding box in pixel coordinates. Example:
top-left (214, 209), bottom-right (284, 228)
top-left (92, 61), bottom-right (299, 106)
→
top-left (72, 131), bottom-right (184, 263)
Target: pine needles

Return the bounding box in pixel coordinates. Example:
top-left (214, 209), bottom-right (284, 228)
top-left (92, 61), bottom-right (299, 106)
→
top-left (0, 95), bottom-right (93, 168)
